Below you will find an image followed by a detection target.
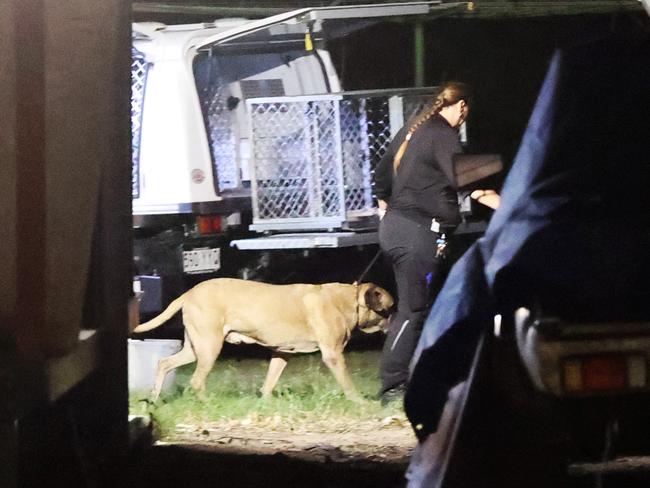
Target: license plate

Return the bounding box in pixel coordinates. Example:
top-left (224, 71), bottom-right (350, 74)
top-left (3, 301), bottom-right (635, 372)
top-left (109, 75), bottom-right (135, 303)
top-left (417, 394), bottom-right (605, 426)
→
top-left (182, 248), bottom-right (220, 274)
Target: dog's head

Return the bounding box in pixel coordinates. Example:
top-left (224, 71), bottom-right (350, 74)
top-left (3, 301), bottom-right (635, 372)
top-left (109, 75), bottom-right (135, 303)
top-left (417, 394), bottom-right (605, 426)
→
top-left (357, 283), bottom-right (394, 333)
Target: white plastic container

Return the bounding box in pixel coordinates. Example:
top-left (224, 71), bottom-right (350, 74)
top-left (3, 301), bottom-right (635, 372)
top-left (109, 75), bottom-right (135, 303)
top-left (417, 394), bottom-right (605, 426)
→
top-left (128, 339), bottom-right (182, 394)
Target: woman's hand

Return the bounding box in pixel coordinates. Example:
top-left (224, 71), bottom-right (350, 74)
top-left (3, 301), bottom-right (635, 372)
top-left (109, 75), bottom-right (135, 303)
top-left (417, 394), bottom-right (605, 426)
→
top-left (470, 189), bottom-right (501, 209)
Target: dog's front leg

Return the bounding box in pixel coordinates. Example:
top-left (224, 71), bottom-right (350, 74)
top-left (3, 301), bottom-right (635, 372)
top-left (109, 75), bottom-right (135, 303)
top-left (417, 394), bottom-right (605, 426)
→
top-left (320, 347), bottom-right (363, 403)
top-left (260, 353), bottom-right (289, 398)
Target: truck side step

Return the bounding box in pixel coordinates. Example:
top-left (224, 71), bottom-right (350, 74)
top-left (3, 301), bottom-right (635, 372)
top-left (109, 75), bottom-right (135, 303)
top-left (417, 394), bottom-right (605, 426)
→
top-left (230, 231), bottom-right (378, 250)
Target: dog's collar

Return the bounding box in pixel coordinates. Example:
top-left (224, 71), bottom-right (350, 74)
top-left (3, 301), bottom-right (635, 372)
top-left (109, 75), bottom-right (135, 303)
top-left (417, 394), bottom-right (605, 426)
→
top-left (374, 308), bottom-right (391, 319)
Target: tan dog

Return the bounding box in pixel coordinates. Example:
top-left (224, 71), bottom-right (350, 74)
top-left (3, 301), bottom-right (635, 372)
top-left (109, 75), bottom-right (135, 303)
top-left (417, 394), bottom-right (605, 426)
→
top-left (133, 278), bottom-right (393, 402)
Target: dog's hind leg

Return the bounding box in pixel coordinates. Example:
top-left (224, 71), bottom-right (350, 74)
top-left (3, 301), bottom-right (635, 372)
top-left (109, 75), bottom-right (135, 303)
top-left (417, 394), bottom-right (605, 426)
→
top-left (260, 353), bottom-right (290, 398)
top-left (187, 326), bottom-right (224, 400)
top-left (150, 331), bottom-right (197, 401)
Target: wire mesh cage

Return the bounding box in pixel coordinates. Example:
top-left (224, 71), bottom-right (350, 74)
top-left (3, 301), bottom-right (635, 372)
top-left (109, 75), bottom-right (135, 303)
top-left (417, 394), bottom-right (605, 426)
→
top-left (247, 88), bottom-right (439, 232)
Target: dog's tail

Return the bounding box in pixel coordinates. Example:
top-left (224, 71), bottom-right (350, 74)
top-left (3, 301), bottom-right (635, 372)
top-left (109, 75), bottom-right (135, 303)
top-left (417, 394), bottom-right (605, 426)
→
top-left (133, 294), bottom-right (186, 333)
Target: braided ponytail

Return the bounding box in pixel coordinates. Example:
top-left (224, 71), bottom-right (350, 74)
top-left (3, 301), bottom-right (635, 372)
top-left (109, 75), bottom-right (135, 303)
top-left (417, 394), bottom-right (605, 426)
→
top-left (392, 81), bottom-right (471, 173)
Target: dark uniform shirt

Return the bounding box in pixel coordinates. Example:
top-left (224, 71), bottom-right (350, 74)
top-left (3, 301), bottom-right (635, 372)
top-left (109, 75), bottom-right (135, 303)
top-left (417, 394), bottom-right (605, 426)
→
top-left (374, 114), bottom-right (462, 228)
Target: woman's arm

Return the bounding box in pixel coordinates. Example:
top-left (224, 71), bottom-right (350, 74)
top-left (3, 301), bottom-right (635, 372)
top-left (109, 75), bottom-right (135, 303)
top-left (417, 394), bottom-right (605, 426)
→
top-left (374, 157), bottom-right (392, 201)
top-left (431, 124), bottom-right (463, 189)
top-left (373, 127), bottom-right (405, 201)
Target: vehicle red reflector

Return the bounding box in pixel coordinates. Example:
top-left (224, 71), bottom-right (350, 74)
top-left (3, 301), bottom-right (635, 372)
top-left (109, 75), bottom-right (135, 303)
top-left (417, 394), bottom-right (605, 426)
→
top-left (581, 355), bottom-right (627, 391)
top-left (563, 355), bottom-right (648, 393)
top-left (197, 215), bottom-right (221, 235)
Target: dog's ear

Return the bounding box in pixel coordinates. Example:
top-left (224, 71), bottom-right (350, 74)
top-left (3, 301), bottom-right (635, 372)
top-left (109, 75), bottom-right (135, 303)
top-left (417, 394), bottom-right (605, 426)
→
top-left (363, 284), bottom-right (393, 313)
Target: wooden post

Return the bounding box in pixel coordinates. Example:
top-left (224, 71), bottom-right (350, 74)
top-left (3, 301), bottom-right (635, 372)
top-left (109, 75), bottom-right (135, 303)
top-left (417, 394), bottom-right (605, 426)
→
top-left (414, 21), bottom-right (425, 88)
top-left (0, 1), bottom-right (132, 485)
top-left (14, 0), bottom-right (46, 363)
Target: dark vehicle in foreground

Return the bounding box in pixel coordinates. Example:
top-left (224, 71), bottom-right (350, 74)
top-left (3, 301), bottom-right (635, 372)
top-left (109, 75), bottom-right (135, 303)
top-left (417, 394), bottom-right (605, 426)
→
top-left (405, 26), bottom-right (650, 488)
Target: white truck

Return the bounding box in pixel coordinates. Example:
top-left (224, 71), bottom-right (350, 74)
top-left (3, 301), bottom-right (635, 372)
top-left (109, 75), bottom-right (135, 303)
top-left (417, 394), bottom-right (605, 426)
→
top-left (130, 2), bottom-right (461, 317)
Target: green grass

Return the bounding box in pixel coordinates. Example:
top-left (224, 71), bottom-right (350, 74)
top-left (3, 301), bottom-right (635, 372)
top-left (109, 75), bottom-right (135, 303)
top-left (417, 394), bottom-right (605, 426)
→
top-left (129, 350), bottom-right (404, 438)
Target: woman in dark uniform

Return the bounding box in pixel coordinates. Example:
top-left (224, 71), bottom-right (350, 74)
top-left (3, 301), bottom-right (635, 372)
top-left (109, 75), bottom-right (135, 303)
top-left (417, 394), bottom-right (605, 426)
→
top-left (373, 82), bottom-right (471, 403)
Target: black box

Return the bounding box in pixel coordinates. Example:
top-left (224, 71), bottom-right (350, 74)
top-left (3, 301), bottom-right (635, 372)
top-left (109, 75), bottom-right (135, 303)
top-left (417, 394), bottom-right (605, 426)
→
top-left (453, 154), bottom-right (503, 189)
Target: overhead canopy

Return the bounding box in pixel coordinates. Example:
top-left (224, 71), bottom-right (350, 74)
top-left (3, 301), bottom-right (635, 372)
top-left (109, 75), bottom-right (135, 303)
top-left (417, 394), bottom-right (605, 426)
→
top-left (133, 1), bottom-right (644, 20)
top-left (192, 2), bottom-right (464, 51)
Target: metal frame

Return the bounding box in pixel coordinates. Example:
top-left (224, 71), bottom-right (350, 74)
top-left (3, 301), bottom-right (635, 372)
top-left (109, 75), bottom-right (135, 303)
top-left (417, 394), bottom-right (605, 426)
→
top-left (231, 231), bottom-right (379, 250)
top-left (193, 2), bottom-right (447, 51)
top-left (246, 87), bottom-right (439, 233)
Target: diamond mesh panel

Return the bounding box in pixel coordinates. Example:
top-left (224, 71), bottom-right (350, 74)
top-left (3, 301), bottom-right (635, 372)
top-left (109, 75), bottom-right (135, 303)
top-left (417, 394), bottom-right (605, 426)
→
top-left (340, 99), bottom-right (372, 213)
top-left (364, 97), bottom-right (392, 179)
top-left (248, 90), bottom-right (437, 231)
top-left (202, 83), bottom-right (238, 191)
top-left (250, 100), bottom-right (344, 220)
top-left (251, 102), bottom-right (309, 219)
top-left (402, 94), bottom-right (434, 126)
top-left (313, 101), bottom-right (343, 218)
top-left (131, 49), bottom-right (148, 199)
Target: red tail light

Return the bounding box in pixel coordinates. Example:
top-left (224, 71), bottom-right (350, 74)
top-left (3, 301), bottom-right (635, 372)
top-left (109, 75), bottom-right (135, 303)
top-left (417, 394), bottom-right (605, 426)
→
top-left (563, 354), bottom-right (647, 393)
top-left (581, 356), bottom-right (627, 391)
top-left (196, 215), bottom-right (221, 235)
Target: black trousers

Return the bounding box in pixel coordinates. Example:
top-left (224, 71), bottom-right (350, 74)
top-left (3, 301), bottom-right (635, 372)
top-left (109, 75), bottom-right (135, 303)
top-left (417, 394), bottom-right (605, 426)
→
top-left (378, 210), bottom-right (446, 394)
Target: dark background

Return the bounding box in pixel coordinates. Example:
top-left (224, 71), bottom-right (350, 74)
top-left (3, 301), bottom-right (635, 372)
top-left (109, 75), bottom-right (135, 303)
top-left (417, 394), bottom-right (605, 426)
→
top-left (134, 3), bottom-right (645, 175)
top-left (327, 13), bottom-right (632, 169)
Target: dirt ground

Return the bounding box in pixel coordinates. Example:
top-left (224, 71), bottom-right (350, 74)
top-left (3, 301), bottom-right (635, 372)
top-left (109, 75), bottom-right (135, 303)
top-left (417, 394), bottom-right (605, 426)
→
top-left (160, 414), bottom-right (417, 466)
top-left (128, 414), bottom-right (417, 488)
